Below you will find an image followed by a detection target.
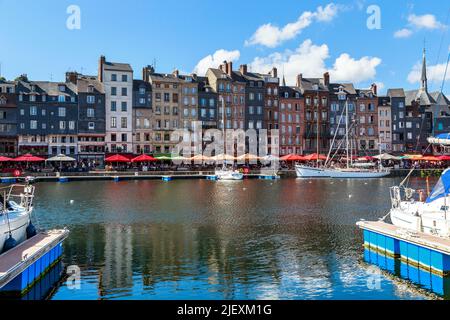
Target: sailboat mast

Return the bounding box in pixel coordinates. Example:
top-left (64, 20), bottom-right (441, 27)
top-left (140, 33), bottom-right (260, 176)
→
top-left (316, 89), bottom-right (320, 167)
top-left (221, 97), bottom-right (226, 170)
top-left (345, 99), bottom-right (349, 169)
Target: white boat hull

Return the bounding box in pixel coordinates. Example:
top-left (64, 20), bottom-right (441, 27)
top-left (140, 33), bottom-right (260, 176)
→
top-left (295, 165), bottom-right (390, 179)
top-left (215, 170), bottom-right (244, 181)
top-left (0, 207), bottom-right (30, 252)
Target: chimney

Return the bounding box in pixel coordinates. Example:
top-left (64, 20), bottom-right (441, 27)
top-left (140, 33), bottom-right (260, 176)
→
top-left (98, 55), bottom-right (106, 82)
top-left (220, 61), bottom-right (228, 74)
top-left (173, 69), bottom-right (179, 77)
top-left (142, 65), bottom-right (155, 82)
top-left (65, 72), bottom-right (78, 84)
top-left (240, 64), bottom-right (248, 75)
top-left (271, 67), bottom-right (277, 78)
top-left (371, 83), bottom-right (377, 95)
top-left (296, 74), bottom-right (303, 87)
top-left (227, 61), bottom-right (233, 76)
top-left (323, 72), bottom-right (330, 86)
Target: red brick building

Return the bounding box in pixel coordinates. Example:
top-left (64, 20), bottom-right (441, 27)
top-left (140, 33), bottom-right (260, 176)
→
top-left (279, 86), bottom-right (303, 155)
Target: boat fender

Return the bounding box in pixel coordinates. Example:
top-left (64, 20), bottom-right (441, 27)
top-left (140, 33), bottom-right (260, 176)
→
top-left (3, 235), bottom-right (17, 253)
top-left (26, 223), bottom-right (37, 239)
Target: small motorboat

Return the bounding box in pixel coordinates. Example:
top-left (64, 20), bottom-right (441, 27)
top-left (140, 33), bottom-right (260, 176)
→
top-left (0, 181), bottom-right (36, 252)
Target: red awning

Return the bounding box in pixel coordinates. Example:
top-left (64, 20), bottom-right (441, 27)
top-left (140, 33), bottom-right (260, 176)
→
top-left (131, 154), bottom-right (157, 163)
top-left (13, 154), bottom-right (46, 162)
top-left (105, 154), bottom-right (130, 162)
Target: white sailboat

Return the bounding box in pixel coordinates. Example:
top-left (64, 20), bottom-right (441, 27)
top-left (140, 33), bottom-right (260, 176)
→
top-left (296, 98), bottom-right (390, 179)
top-left (389, 168), bottom-right (450, 237)
top-left (0, 181), bottom-right (36, 252)
top-left (215, 97), bottom-right (244, 181)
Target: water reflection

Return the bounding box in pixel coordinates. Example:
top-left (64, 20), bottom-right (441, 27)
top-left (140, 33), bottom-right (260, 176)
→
top-left (31, 178), bottom-right (432, 300)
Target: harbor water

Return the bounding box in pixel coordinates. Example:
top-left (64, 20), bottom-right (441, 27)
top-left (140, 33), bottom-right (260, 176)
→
top-left (30, 177), bottom-right (440, 300)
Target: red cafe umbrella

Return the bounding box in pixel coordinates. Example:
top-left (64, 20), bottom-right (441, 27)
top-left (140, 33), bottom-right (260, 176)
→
top-left (280, 154), bottom-right (305, 161)
top-left (420, 155), bottom-right (441, 161)
top-left (0, 156), bottom-right (12, 162)
top-left (131, 154), bottom-right (157, 163)
top-left (438, 155), bottom-right (450, 161)
top-left (105, 154), bottom-right (130, 162)
top-left (304, 153), bottom-right (327, 161)
top-left (13, 154), bottom-right (45, 162)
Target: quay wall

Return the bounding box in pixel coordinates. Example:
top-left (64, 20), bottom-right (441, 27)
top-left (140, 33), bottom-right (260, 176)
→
top-left (0, 169), bottom-right (444, 183)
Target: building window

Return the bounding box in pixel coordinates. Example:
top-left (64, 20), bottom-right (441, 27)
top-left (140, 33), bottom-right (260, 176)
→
top-left (59, 121), bottom-right (66, 130)
top-left (111, 117), bottom-right (117, 128)
top-left (58, 107), bottom-right (66, 117)
top-left (87, 108), bottom-right (95, 118)
top-left (58, 95), bottom-right (65, 102)
top-left (111, 87), bottom-right (117, 96)
top-left (111, 74), bottom-right (117, 81)
top-left (121, 117), bottom-right (127, 128)
top-left (111, 101), bottom-right (117, 111)
top-left (121, 87), bottom-right (127, 96)
top-left (88, 122), bottom-right (95, 130)
top-left (30, 106), bottom-right (37, 116)
top-left (121, 102), bottom-right (127, 112)
top-left (87, 95), bottom-right (95, 104)
top-left (30, 120), bottom-right (37, 129)
top-left (69, 121), bottom-right (75, 130)
top-left (122, 74), bottom-right (128, 82)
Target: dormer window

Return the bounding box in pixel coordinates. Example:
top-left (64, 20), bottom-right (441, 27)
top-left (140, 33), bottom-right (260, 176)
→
top-left (312, 84), bottom-right (319, 91)
top-left (59, 85), bottom-right (65, 92)
top-left (284, 92), bottom-right (289, 98)
top-left (58, 95), bottom-right (65, 102)
top-left (88, 85), bottom-right (94, 93)
top-left (31, 85), bottom-right (35, 92)
top-left (0, 96), bottom-right (6, 105)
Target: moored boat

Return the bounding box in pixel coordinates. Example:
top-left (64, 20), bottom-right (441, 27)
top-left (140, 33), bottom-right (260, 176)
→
top-left (0, 181), bottom-right (36, 252)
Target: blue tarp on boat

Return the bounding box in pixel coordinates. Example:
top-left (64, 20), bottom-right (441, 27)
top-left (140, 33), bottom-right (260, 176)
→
top-left (426, 168), bottom-right (450, 203)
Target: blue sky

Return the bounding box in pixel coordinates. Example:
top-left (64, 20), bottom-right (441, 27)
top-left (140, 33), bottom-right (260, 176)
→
top-left (0, 0), bottom-right (449, 95)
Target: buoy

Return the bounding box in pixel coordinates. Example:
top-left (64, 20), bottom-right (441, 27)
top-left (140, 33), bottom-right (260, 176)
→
top-left (26, 223), bottom-right (37, 239)
top-left (3, 235), bottom-right (17, 253)
top-left (70, 200), bottom-right (74, 204)
top-left (348, 194), bottom-right (353, 198)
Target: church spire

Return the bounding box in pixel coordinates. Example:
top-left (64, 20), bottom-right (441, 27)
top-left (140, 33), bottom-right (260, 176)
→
top-left (421, 46), bottom-right (428, 92)
top-left (282, 74), bottom-right (286, 86)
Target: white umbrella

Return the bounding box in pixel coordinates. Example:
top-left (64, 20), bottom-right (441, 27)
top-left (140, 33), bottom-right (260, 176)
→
top-left (46, 154), bottom-right (76, 172)
top-left (46, 154), bottom-right (76, 162)
top-left (373, 153), bottom-right (401, 161)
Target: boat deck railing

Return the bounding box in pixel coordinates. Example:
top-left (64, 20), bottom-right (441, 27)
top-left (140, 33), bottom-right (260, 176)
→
top-left (0, 184), bottom-right (35, 213)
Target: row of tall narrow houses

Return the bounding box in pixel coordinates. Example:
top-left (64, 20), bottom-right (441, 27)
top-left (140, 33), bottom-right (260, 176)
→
top-left (1, 49), bottom-right (450, 159)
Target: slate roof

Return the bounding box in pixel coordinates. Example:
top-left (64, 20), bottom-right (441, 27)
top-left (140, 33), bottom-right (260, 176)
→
top-left (387, 88), bottom-right (405, 98)
top-left (103, 61), bottom-right (133, 72)
top-left (279, 86), bottom-right (302, 98)
top-left (329, 83), bottom-right (356, 96)
top-left (77, 76), bottom-right (104, 94)
top-left (405, 89), bottom-right (436, 106)
top-left (298, 78), bottom-right (328, 92)
top-left (17, 80), bottom-right (77, 97)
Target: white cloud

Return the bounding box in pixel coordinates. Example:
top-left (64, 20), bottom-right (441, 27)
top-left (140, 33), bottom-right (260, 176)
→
top-left (330, 53), bottom-right (381, 83)
top-left (408, 14), bottom-right (445, 30)
top-left (193, 49), bottom-right (240, 75)
top-left (248, 39), bottom-right (381, 85)
top-left (245, 3), bottom-right (340, 48)
top-left (407, 61), bottom-right (450, 84)
top-left (394, 28), bottom-right (413, 38)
